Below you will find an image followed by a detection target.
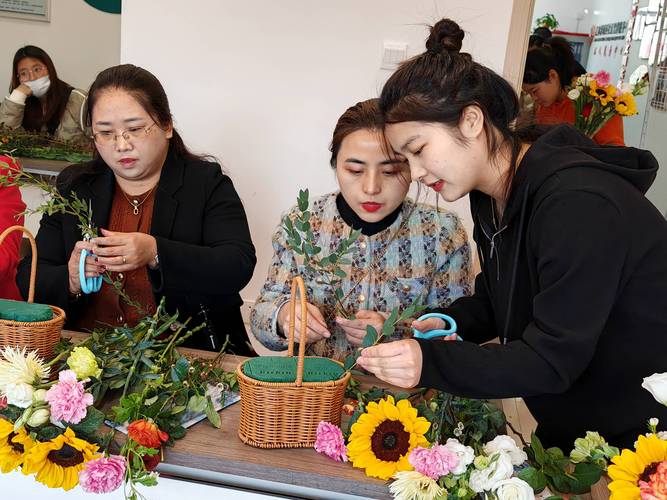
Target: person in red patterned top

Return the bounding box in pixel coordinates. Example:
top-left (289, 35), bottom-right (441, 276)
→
top-left (0, 155), bottom-right (26, 300)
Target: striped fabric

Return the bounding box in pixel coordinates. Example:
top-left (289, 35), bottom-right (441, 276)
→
top-left (250, 192), bottom-right (473, 360)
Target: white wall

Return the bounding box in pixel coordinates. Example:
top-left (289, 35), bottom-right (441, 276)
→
top-left (120, 0), bottom-right (514, 306)
top-left (532, 0), bottom-right (596, 33)
top-left (0, 1), bottom-right (120, 92)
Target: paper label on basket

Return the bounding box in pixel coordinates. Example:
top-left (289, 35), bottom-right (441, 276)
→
top-left (105, 384), bottom-right (240, 433)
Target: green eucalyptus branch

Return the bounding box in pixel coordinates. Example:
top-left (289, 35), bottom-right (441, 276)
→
top-left (282, 189), bottom-right (361, 319)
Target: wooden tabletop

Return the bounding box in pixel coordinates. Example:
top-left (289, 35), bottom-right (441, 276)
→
top-left (62, 330), bottom-right (610, 499)
top-left (17, 157), bottom-right (70, 176)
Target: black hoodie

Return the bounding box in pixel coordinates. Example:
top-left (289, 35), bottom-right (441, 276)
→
top-left (418, 125), bottom-right (667, 450)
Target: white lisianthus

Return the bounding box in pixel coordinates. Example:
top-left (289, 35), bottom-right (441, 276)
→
top-left (469, 452), bottom-right (514, 493)
top-left (32, 388), bottom-right (47, 403)
top-left (492, 477), bottom-right (535, 500)
top-left (4, 382), bottom-right (34, 408)
top-left (620, 82), bottom-right (633, 94)
top-left (642, 373), bottom-right (667, 406)
top-left (657, 431), bottom-right (667, 440)
top-left (443, 438), bottom-right (475, 475)
top-left (567, 88), bottom-right (581, 100)
top-left (483, 435), bottom-right (528, 466)
top-left (26, 408), bottom-right (50, 427)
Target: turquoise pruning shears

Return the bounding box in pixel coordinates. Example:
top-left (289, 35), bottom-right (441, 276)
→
top-left (412, 313), bottom-right (463, 341)
top-left (79, 201), bottom-right (102, 294)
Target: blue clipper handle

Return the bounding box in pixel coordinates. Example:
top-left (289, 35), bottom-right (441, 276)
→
top-left (79, 248), bottom-right (102, 294)
top-left (412, 313), bottom-right (462, 341)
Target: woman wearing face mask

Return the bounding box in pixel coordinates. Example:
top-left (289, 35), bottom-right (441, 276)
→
top-left (16, 64), bottom-right (256, 354)
top-left (522, 37), bottom-right (624, 146)
top-left (357, 19), bottom-right (667, 449)
top-left (0, 45), bottom-right (87, 142)
top-left (250, 98), bottom-right (473, 361)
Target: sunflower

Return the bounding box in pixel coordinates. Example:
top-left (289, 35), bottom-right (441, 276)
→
top-left (608, 434), bottom-right (667, 500)
top-left (615, 93), bottom-right (638, 116)
top-left (589, 80), bottom-right (617, 106)
top-left (0, 418), bottom-right (36, 472)
top-left (347, 395), bottom-right (430, 480)
top-left (21, 427), bottom-right (99, 490)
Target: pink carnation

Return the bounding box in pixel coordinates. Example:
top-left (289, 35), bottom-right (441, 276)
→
top-left (640, 460), bottom-right (667, 500)
top-left (45, 369), bottom-right (93, 424)
top-left (594, 70), bottom-right (611, 86)
top-left (409, 445), bottom-right (460, 480)
top-left (314, 421), bottom-right (348, 462)
top-left (79, 455), bottom-right (126, 494)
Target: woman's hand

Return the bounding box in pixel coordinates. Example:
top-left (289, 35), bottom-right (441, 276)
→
top-left (91, 229), bottom-right (158, 272)
top-left (277, 301), bottom-right (330, 344)
top-left (336, 310), bottom-right (387, 347)
top-left (16, 84), bottom-right (32, 97)
top-left (67, 240), bottom-right (105, 294)
top-left (411, 316), bottom-right (460, 341)
top-left (356, 339), bottom-right (423, 388)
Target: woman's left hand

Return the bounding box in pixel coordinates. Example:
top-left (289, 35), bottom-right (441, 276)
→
top-left (336, 310), bottom-right (387, 347)
top-left (91, 228), bottom-right (158, 272)
top-left (356, 339), bottom-right (422, 388)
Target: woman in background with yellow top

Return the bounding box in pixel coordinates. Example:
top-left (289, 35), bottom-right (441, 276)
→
top-left (522, 37), bottom-right (625, 146)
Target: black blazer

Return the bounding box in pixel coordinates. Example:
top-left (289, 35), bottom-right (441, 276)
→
top-left (17, 149), bottom-right (257, 355)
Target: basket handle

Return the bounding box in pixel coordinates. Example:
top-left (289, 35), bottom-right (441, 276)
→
top-left (0, 225), bottom-right (36, 303)
top-left (286, 275), bottom-right (308, 387)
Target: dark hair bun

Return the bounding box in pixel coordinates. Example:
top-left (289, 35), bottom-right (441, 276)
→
top-left (426, 19), bottom-right (464, 54)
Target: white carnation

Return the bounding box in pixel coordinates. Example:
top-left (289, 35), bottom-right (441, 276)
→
top-left (4, 382), bottom-right (34, 408)
top-left (442, 438), bottom-right (475, 475)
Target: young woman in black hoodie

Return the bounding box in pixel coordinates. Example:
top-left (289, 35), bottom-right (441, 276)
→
top-left (357, 18), bottom-right (667, 450)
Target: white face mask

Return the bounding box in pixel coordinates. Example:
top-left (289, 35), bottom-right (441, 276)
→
top-left (25, 75), bottom-right (50, 98)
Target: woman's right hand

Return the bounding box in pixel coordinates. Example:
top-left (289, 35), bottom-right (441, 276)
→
top-left (277, 301), bottom-right (330, 344)
top-left (67, 241), bottom-right (105, 294)
top-left (16, 84), bottom-right (32, 97)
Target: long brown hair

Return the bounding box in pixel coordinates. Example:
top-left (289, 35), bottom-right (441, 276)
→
top-left (379, 19), bottom-right (539, 199)
top-left (10, 45), bottom-right (72, 134)
top-left (86, 64), bottom-right (206, 163)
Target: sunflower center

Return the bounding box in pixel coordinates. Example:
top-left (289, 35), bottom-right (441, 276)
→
top-left (640, 462), bottom-right (661, 484)
top-left (47, 443), bottom-right (84, 467)
top-left (7, 432), bottom-right (23, 454)
top-left (371, 420), bottom-right (410, 462)
top-left (595, 89), bottom-right (607, 98)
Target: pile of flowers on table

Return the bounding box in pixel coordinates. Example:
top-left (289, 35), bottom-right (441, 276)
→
top-left (0, 300), bottom-right (236, 499)
top-left (567, 66), bottom-right (649, 139)
top-left (314, 373), bottom-right (667, 500)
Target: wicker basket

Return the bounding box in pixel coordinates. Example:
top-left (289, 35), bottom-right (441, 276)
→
top-left (237, 276), bottom-right (350, 448)
top-left (0, 226), bottom-right (65, 360)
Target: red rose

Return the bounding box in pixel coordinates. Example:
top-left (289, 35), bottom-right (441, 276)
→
top-left (0, 395), bottom-right (6, 409)
top-left (582, 103), bottom-right (593, 118)
top-left (127, 419), bottom-right (169, 449)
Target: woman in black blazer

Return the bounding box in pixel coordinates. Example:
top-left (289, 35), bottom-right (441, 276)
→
top-left (17, 65), bottom-right (256, 354)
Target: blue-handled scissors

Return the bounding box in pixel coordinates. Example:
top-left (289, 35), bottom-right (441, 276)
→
top-left (412, 313), bottom-right (463, 341)
top-left (79, 201), bottom-right (102, 294)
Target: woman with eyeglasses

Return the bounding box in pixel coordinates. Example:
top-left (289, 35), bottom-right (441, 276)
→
top-left (16, 64), bottom-right (257, 354)
top-left (0, 45), bottom-right (88, 142)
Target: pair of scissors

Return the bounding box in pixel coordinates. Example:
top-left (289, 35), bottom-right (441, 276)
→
top-left (412, 313), bottom-right (463, 341)
top-left (79, 201), bottom-right (102, 294)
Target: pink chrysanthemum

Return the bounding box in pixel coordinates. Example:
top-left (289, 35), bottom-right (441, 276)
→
top-left (314, 421), bottom-right (348, 462)
top-left (594, 70), bottom-right (611, 86)
top-left (45, 369), bottom-right (93, 424)
top-left (409, 444), bottom-right (460, 480)
top-left (79, 455), bottom-right (126, 493)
